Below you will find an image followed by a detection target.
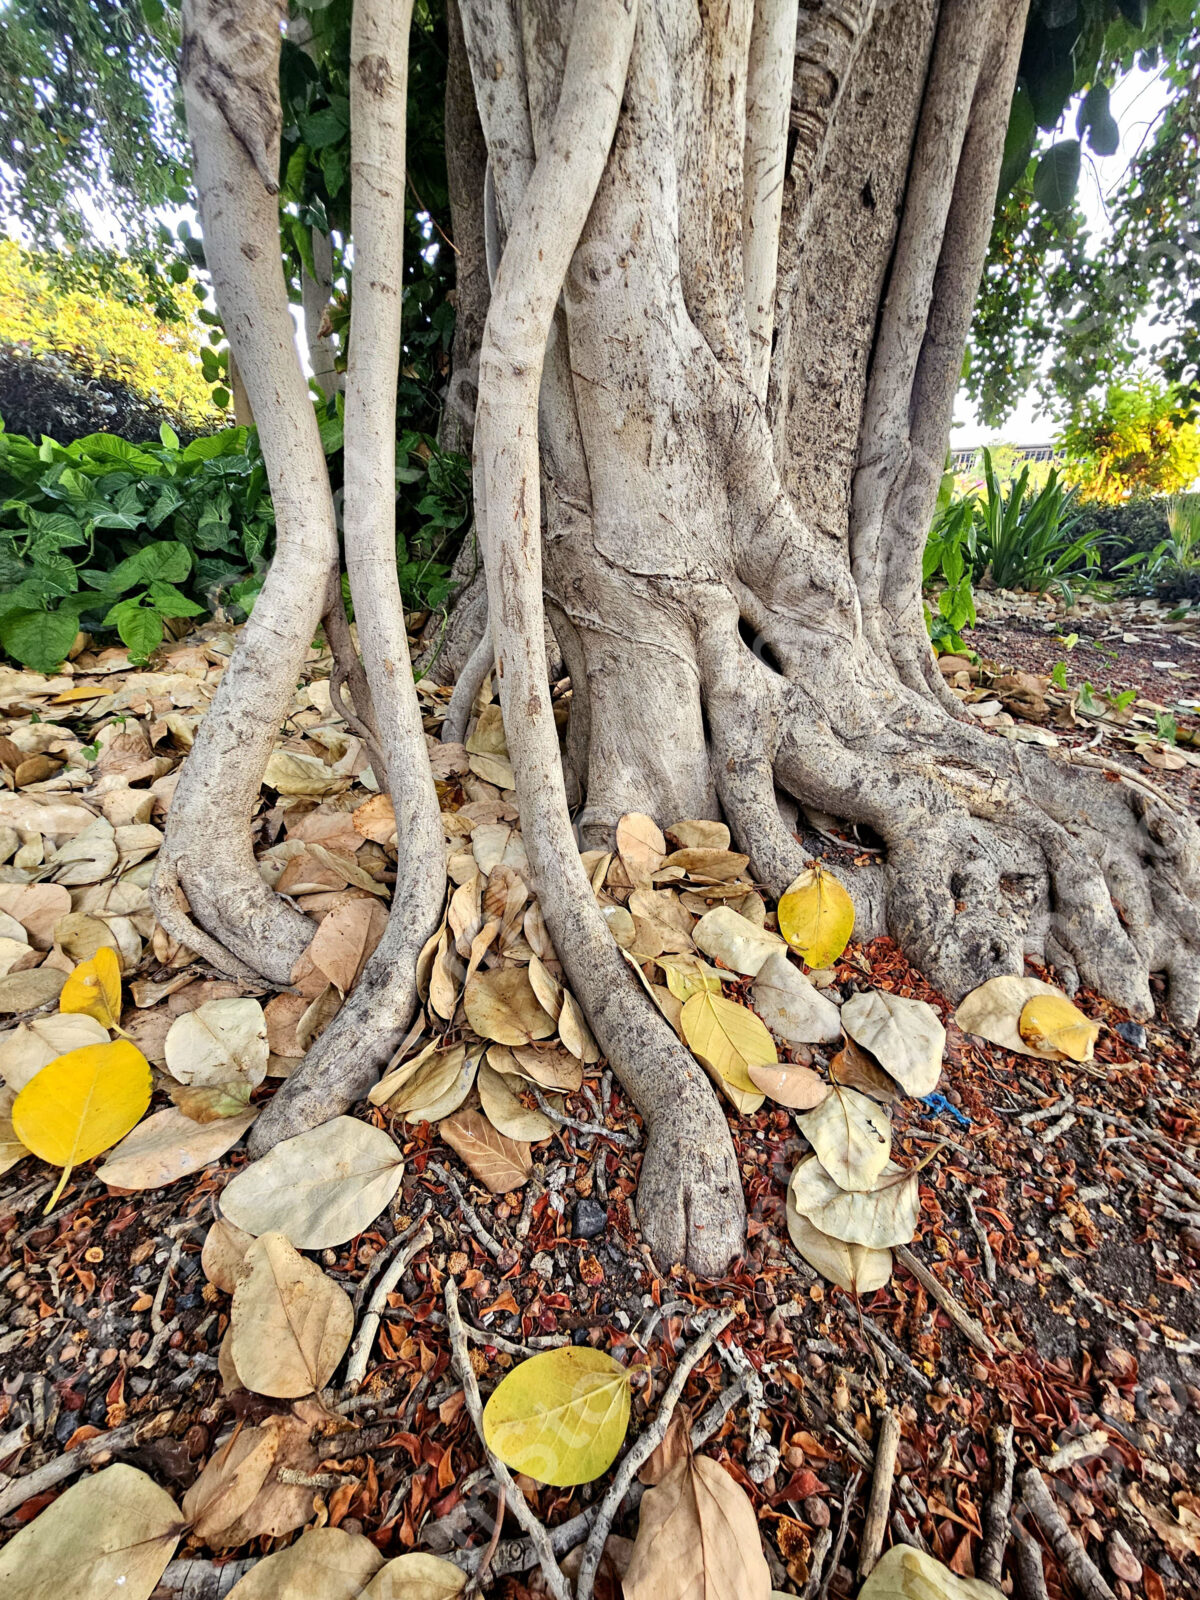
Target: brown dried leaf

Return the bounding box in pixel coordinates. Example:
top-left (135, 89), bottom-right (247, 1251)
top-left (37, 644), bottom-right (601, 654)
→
top-left (464, 966), bottom-right (556, 1046)
top-left (439, 1108), bottom-right (533, 1192)
top-left (622, 1455), bottom-right (771, 1600)
top-left (616, 812), bottom-right (667, 882)
top-left (230, 1231), bottom-right (354, 1398)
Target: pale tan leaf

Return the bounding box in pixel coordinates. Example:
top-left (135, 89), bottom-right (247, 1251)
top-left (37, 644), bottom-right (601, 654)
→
top-left (97, 1105), bottom-right (257, 1189)
top-left (692, 904), bottom-right (785, 976)
top-left (223, 1527), bottom-right (384, 1600)
top-left (440, 1107), bottom-right (532, 1192)
top-left (665, 819), bottom-right (730, 851)
top-left (616, 812), bottom-right (667, 882)
top-left (465, 966), bottom-right (557, 1046)
top-left (362, 1553), bottom-right (468, 1598)
top-left (0, 1083), bottom-right (28, 1175)
top-left (166, 1077), bottom-right (253, 1125)
top-left (353, 793), bottom-right (397, 844)
top-left (661, 847), bottom-right (750, 882)
top-left (448, 874), bottom-right (484, 957)
top-left (559, 989), bottom-right (600, 1062)
top-left (0, 1462), bottom-right (183, 1600)
top-left (181, 1414), bottom-right (322, 1549)
top-left (202, 1216), bottom-right (254, 1293)
top-left (745, 1061), bottom-right (829, 1110)
top-left (784, 1200), bottom-right (893, 1293)
top-left (797, 1085), bottom-right (891, 1191)
top-left (750, 950), bottom-right (842, 1044)
top-left (478, 1059), bottom-right (556, 1142)
top-left (628, 888), bottom-right (695, 957)
top-left (398, 1050), bottom-right (478, 1126)
top-left (164, 997), bottom-right (269, 1088)
top-left (622, 1455), bottom-right (772, 1600)
top-left (471, 822), bottom-right (528, 877)
top-left (0, 882), bottom-right (71, 947)
top-left (787, 1155), bottom-right (920, 1249)
top-left (220, 1116), bottom-right (404, 1248)
top-left (953, 974), bottom-right (1067, 1059)
top-left (230, 1230), bottom-right (354, 1398)
top-left (840, 989), bottom-right (945, 1097)
top-left (0, 1012), bottom-right (109, 1090)
top-left (858, 1546), bottom-right (1000, 1599)
top-left (263, 748), bottom-right (350, 798)
top-left (296, 983), bottom-right (341, 1051)
top-left (0, 963), bottom-right (65, 1013)
top-left (511, 1042), bottom-right (584, 1091)
top-left (429, 928), bottom-right (464, 1021)
top-left (48, 815), bottom-right (118, 885)
top-left (639, 1409), bottom-right (692, 1486)
top-left (528, 952), bottom-right (564, 1019)
top-left (304, 897), bottom-right (388, 994)
top-left (263, 991), bottom-right (310, 1058)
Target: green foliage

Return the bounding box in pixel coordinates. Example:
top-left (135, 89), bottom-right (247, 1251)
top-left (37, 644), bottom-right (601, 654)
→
top-left (922, 498), bottom-right (978, 654)
top-left (1107, 491), bottom-right (1200, 593)
top-left (975, 450), bottom-right (1100, 594)
top-left (1061, 378), bottom-right (1200, 502)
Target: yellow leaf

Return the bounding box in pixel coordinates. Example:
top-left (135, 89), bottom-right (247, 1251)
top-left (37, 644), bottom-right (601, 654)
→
top-left (482, 1346), bottom-right (631, 1486)
top-left (59, 946), bottom-right (122, 1030)
top-left (679, 990), bottom-right (774, 1110)
top-left (1018, 993), bottom-right (1099, 1062)
top-left (777, 866), bottom-right (855, 968)
top-left (658, 954), bottom-right (724, 1002)
top-left (12, 1038), bottom-right (152, 1210)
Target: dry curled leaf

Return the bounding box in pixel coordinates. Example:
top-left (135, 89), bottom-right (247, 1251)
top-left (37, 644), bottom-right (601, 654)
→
top-left (182, 1415), bottom-right (322, 1548)
top-left (477, 1059), bottom-right (556, 1142)
top-left (746, 1060), bottom-right (829, 1110)
top-left (622, 1455), bottom-right (772, 1600)
top-left (616, 812), bottom-right (667, 881)
top-left (201, 1215), bottom-right (254, 1293)
top-left (785, 1195), bottom-right (892, 1293)
top-left (439, 1107), bottom-right (532, 1192)
top-left (787, 1154), bottom-right (920, 1249)
top-left (840, 988), bottom-right (945, 1097)
top-left (692, 904), bottom-right (785, 976)
top-left (230, 1230), bottom-right (354, 1398)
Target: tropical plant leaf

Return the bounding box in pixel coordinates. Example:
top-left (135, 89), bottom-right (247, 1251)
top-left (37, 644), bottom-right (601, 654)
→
top-left (616, 811), bottom-right (667, 881)
top-left (679, 989), bottom-right (773, 1111)
top-left (13, 1038), bottom-right (152, 1209)
top-left (482, 1346), bottom-right (632, 1486)
top-left (746, 1060), bottom-right (829, 1110)
top-left (219, 1116), bottom-right (404, 1248)
top-left (164, 997), bottom-right (269, 1088)
top-left (953, 975), bottom-right (1068, 1059)
top-left (362, 1554), bottom-right (469, 1598)
top-left (785, 1192), bottom-right (893, 1293)
top-left (439, 1107), bottom-right (533, 1192)
top-left (229, 1231), bottom-right (354, 1398)
top-left (201, 1215), bottom-right (254, 1293)
top-left (750, 949), bottom-right (843, 1043)
top-left (477, 1059), bottom-right (556, 1142)
top-left (223, 1528), bottom-right (385, 1600)
top-left (798, 1085), bottom-right (892, 1191)
top-left (0, 1084), bottom-right (27, 1175)
top-left (839, 989), bottom-right (945, 1097)
top-left (692, 904), bottom-right (785, 976)
top-left (0, 1462), bottom-right (183, 1600)
top-left (58, 945), bottom-right (122, 1029)
top-left (181, 1414), bottom-right (322, 1548)
top-left (464, 966), bottom-right (557, 1046)
top-left (777, 866), bottom-right (855, 968)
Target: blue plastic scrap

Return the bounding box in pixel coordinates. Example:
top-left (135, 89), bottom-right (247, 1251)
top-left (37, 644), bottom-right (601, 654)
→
top-left (919, 1091), bottom-right (970, 1127)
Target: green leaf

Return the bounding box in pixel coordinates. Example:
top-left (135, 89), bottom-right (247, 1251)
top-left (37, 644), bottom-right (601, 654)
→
top-left (998, 88), bottom-right (1037, 196)
top-left (114, 604), bottom-right (164, 661)
top-left (300, 106), bottom-right (349, 150)
top-left (1033, 140), bottom-right (1081, 211)
top-left (0, 606), bottom-right (81, 673)
top-left (148, 581), bottom-right (205, 619)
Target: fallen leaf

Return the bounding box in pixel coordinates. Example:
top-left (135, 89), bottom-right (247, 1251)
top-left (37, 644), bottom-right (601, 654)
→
top-left (692, 904), bottom-right (785, 976)
top-left (510, 1042), bottom-right (583, 1091)
top-left (362, 1554), bottom-right (469, 1598)
top-left (0, 1084), bottom-right (27, 1175)
top-left (0, 1012), bottom-right (110, 1091)
top-left (54, 911), bottom-right (119, 964)
top-left (680, 989), bottom-right (773, 1111)
top-left (787, 1154), bottom-right (920, 1249)
top-left (858, 1546), bottom-right (999, 1598)
top-left (616, 812), bottom-right (667, 881)
top-left (1018, 992), bottom-right (1099, 1062)
top-left (263, 748), bottom-right (350, 798)
top-left (353, 793), bottom-right (398, 844)
top-left (1128, 1483), bottom-right (1200, 1561)
top-left (440, 1107), bottom-right (532, 1191)
top-left (223, 1527), bottom-right (384, 1599)
top-left (746, 1061), bottom-right (829, 1110)
top-left (0, 882), bottom-right (71, 947)
top-left (164, 997), bottom-right (269, 1088)
top-left (797, 1086), bottom-right (891, 1190)
top-left (47, 815), bottom-right (118, 885)
top-left (167, 1079), bottom-right (254, 1122)
top-left (202, 1215), bottom-right (254, 1293)
top-left (483, 1346), bottom-right (631, 1486)
top-left (301, 897), bottom-right (388, 994)
top-left (751, 949), bottom-right (843, 1043)
top-left (622, 1455), bottom-right (772, 1600)
top-left (0, 964), bottom-right (66, 1013)
top-left (230, 1230), bottom-right (354, 1397)
top-left (0, 1462), bottom-right (183, 1600)
top-left (464, 966), bottom-right (557, 1046)
top-left (777, 865), bottom-right (855, 968)
top-left (477, 1059), bottom-right (556, 1141)
top-left (639, 1409), bottom-right (692, 1486)
top-left (377, 1044), bottom-right (478, 1124)
top-left (97, 1105), bottom-right (257, 1189)
top-left (665, 819), bottom-right (730, 851)
top-left (658, 954), bottom-right (723, 1001)
top-left (840, 989), bottom-right (945, 1097)
top-left (13, 1039), bottom-right (152, 1209)
top-left (558, 989), bottom-right (600, 1062)
top-left (830, 1037), bottom-right (900, 1102)
top-left (785, 1198), bottom-right (893, 1293)
top-left (220, 1116), bottom-right (404, 1248)
top-left (181, 1414), bottom-right (322, 1548)
top-left (662, 846), bottom-right (750, 881)
top-left (58, 946), bottom-right (122, 1029)
top-left (953, 974), bottom-right (1069, 1059)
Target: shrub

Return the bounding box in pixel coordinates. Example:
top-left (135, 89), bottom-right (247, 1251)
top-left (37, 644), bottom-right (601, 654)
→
top-left (1061, 377), bottom-right (1200, 504)
top-left (973, 449), bottom-right (1100, 595)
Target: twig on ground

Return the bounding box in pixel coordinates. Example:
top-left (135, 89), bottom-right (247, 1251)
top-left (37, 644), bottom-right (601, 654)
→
top-left (0, 1410), bottom-right (175, 1518)
top-left (352, 1204), bottom-right (437, 1314)
top-left (801, 1527), bottom-right (833, 1600)
top-left (469, 1483), bottom-right (506, 1597)
top-left (818, 1469), bottom-right (862, 1600)
top-left (445, 1276), bottom-right (572, 1600)
top-left (894, 1245), bottom-right (996, 1357)
top-left (860, 1313), bottom-right (933, 1393)
top-left (1013, 1524), bottom-right (1051, 1600)
top-left (150, 1235), bottom-right (185, 1335)
top-left (529, 1085), bottom-right (636, 1147)
top-left (574, 1307), bottom-right (735, 1600)
top-left (954, 1178), bottom-right (997, 1283)
top-left (343, 1214), bottom-right (433, 1393)
top-left (858, 1408), bottom-right (901, 1579)
top-left (1020, 1469), bottom-right (1116, 1600)
top-left (979, 1422), bottom-right (1015, 1590)
top-left (428, 1161), bottom-right (505, 1261)
top-left (891, 1508), bottom-right (929, 1553)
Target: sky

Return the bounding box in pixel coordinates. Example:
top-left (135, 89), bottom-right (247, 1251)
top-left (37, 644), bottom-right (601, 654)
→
top-left (952, 64), bottom-right (1174, 449)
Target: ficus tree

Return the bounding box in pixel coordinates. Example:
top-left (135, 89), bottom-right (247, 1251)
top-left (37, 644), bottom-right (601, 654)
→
top-left (146, 0), bottom-right (1200, 1276)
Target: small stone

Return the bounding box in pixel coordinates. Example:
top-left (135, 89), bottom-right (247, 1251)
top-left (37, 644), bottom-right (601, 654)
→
top-left (803, 1495), bottom-right (830, 1528)
top-left (1107, 1530), bottom-right (1142, 1584)
top-left (573, 1197), bottom-right (608, 1239)
top-left (1115, 1021), bottom-right (1147, 1052)
top-left (529, 1251), bottom-right (554, 1280)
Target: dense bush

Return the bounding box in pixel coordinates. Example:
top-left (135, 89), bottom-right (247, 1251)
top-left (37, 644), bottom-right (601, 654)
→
top-left (1072, 496), bottom-right (1170, 569)
top-left (0, 412), bottom-right (469, 673)
top-left (0, 346), bottom-right (212, 447)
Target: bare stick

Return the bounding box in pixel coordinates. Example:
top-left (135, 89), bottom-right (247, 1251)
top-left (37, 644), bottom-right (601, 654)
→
top-left (801, 1527), bottom-right (834, 1600)
top-left (428, 1160), bottom-right (505, 1260)
top-left (530, 1086), bottom-right (637, 1148)
top-left (1013, 1525), bottom-right (1051, 1600)
top-left (574, 1307), bottom-right (735, 1600)
top-left (894, 1245), bottom-right (995, 1357)
top-left (860, 1312), bottom-right (933, 1393)
top-left (445, 1276), bottom-right (572, 1600)
top-left (1020, 1469), bottom-right (1116, 1600)
top-left (343, 1215), bottom-right (433, 1392)
top-left (819, 1469), bottom-right (862, 1600)
top-left (0, 1410), bottom-right (175, 1518)
top-left (858, 1408), bottom-right (902, 1579)
top-left (156, 1557), bottom-right (257, 1599)
top-left (979, 1422), bottom-right (1015, 1590)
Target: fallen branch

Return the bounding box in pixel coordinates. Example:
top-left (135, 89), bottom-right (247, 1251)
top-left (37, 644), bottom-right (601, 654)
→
top-left (428, 1161), bottom-right (506, 1261)
top-left (860, 1312), bottom-right (933, 1393)
top-left (0, 1409), bottom-right (175, 1518)
top-left (343, 1215), bottom-right (433, 1394)
top-left (1013, 1524), bottom-right (1050, 1600)
top-left (445, 1276), bottom-right (572, 1600)
top-left (858, 1408), bottom-right (901, 1579)
top-left (530, 1086), bottom-right (637, 1148)
top-left (818, 1468), bottom-right (862, 1600)
top-left (978, 1421), bottom-right (1015, 1590)
top-left (895, 1245), bottom-right (996, 1358)
top-left (1020, 1468), bottom-right (1116, 1600)
top-left (574, 1307), bottom-right (735, 1600)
